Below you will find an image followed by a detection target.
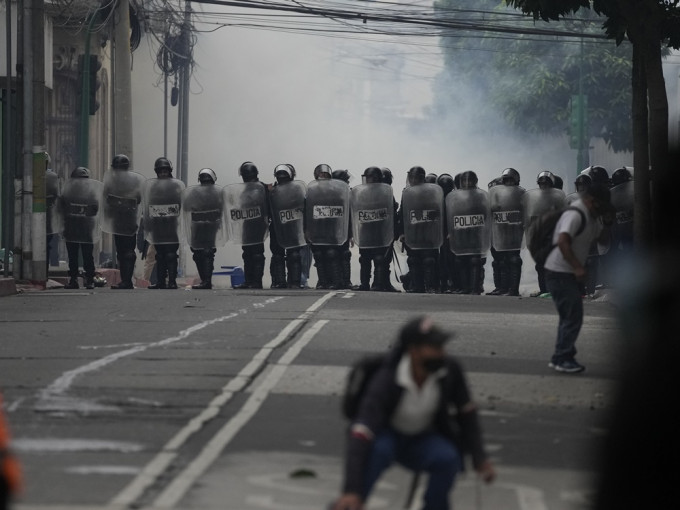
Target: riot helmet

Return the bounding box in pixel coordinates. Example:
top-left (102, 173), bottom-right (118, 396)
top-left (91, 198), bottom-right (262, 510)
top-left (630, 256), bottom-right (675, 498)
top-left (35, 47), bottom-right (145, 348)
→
top-left (611, 167), bottom-right (633, 187)
top-left (381, 168), bottom-right (393, 186)
top-left (154, 157), bottom-right (173, 177)
top-left (363, 166), bottom-right (383, 184)
top-left (407, 166), bottom-right (426, 186)
top-left (575, 173), bottom-right (592, 193)
top-left (198, 168), bottom-right (217, 184)
top-left (313, 164), bottom-right (332, 180)
top-left (537, 171), bottom-right (555, 189)
top-left (501, 167), bottom-right (520, 186)
top-left (111, 154), bottom-right (130, 170)
top-left (71, 166), bottom-right (90, 178)
top-left (453, 173), bottom-right (461, 190)
top-left (459, 171), bottom-right (478, 190)
top-left (583, 165), bottom-right (610, 186)
top-left (332, 169), bottom-right (351, 184)
top-left (425, 173), bottom-right (438, 184)
top-left (274, 163), bottom-right (294, 184)
top-left (487, 177), bottom-right (502, 189)
top-left (553, 175), bottom-right (564, 190)
top-left (239, 161), bottom-right (259, 182)
top-left (437, 173), bottom-right (455, 195)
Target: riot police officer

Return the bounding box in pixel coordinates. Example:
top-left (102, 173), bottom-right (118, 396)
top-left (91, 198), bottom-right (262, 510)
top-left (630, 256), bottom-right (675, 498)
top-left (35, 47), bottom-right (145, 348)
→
top-left (354, 167), bottom-right (388, 291)
top-left (182, 168), bottom-right (225, 289)
top-left (398, 166), bottom-right (443, 293)
top-left (332, 169), bottom-right (355, 289)
top-left (229, 161), bottom-right (269, 289)
top-left (307, 164), bottom-right (348, 290)
top-left (143, 157), bottom-right (185, 289)
top-left (102, 154), bottom-right (145, 289)
top-left (525, 170), bottom-right (565, 297)
top-left (59, 167), bottom-right (102, 289)
top-left (580, 165), bottom-right (611, 295)
top-left (447, 171), bottom-right (489, 294)
top-left (269, 164), bottom-right (306, 289)
top-left (488, 168), bottom-right (524, 296)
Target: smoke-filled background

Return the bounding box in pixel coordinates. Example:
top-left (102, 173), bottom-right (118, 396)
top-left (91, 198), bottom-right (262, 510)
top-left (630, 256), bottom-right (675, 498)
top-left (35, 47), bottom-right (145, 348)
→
top-left (130, 2), bottom-right (633, 285)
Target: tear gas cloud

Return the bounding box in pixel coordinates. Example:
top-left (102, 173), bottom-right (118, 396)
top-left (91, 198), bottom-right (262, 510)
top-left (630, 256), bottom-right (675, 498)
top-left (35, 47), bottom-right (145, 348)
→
top-left (131, 8), bottom-right (579, 196)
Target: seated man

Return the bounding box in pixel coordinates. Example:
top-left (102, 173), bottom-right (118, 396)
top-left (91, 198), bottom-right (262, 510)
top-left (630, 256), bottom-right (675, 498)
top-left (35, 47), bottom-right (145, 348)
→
top-left (333, 316), bottom-right (495, 510)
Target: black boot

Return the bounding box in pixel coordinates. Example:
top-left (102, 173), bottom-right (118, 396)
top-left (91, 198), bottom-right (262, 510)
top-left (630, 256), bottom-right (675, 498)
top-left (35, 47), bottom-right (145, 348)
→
top-left (270, 254), bottom-right (287, 289)
top-left (467, 257), bottom-right (482, 295)
top-left (112, 257), bottom-right (135, 289)
top-left (423, 255), bottom-right (437, 294)
top-left (504, 255), bottom-right (522, 297)
top-left (149, 252), bottom-right (167, 289)
top-left (326, 250), bottom-right (343, 290)
top-left (192, 252), bottom-right (213, 289)
top-left (287, 249), bottom-right (302, 288)
top-left (341, 250), bottom-right (353, 289)
top-left (64, 277), bottom-right (79, 289)
top-left (486, 258), bottom-right (506, 295)
top-left (357, 254), bottom-right (372, 291)
top-left (251, 253), bottom-right (265, 289)
top-left (84, 274), bottom-right (95, 290)
top-left (314, 251), bottom-right (329, 289)
top-left (166, 252), bottom-right (179, 289)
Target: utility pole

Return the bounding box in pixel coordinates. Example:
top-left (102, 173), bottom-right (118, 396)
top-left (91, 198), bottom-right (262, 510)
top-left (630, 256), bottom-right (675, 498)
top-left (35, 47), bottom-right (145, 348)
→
top-left (2, 0), bottom-right (15, 277)
top-left (30, 0), bottom-right (47, 283)
top-left (113, 0), bottom-right (133, 160)
top-left (176, 1), bottom-right (191, 186)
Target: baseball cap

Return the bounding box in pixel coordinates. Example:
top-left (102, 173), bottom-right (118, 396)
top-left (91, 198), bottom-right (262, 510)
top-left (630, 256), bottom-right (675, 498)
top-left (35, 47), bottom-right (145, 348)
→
top-left (399, 316), bottom-right (453, 347)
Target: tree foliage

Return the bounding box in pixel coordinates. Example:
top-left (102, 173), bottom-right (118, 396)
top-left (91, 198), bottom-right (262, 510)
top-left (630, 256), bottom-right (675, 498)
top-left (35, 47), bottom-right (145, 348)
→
top-left (434, 0), bottom-right (632, 151)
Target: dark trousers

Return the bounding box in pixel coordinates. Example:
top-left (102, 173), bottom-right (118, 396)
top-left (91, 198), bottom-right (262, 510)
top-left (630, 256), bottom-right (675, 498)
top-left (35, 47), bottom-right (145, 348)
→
top-left (364, 429), bottom-right (461, 510)
top-left (546, 270), bottom-right (583, 364)
top-left (114, 234), bottom-right (137, 262)
top-left (66, 241), bottom-right (95, 278)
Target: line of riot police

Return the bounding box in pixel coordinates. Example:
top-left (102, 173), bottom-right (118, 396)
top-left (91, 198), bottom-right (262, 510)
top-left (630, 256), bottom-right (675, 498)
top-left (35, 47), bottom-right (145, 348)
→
top-left (51, 154), bottom-right (633, 294)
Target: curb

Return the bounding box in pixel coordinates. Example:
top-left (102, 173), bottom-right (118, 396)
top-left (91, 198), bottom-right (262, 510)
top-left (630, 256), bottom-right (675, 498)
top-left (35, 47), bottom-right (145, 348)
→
top-left (0, 277), bottom-right (17, 297)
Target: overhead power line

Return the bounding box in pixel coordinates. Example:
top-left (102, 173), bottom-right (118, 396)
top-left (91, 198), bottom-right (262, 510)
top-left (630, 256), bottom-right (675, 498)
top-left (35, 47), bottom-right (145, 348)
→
top-left (183, 0), bottom-right (607, 40)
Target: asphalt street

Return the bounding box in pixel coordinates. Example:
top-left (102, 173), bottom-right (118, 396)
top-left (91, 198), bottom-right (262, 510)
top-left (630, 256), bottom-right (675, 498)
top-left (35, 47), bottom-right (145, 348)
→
top-left (0, 286), bottom-right (621, 510)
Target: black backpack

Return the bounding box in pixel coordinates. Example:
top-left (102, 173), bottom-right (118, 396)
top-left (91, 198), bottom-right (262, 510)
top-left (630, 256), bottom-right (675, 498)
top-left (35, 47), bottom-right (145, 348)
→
top-left (341, 354), bottom-right (388, 420)
top-left (526, 206), bottom-right (586, 266)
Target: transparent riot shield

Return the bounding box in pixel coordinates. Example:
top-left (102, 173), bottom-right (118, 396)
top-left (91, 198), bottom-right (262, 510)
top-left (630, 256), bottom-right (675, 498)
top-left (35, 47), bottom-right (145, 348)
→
top-left (223, 182), bottom-right (269, 246)
top-left (446, 188), bottom-right (490, 256)
top-left (350, 183), bottom-right (394, 249)
top-left (305, 179), bottom-right (350, 246)
top-left (401, 183), bottom-right (444, 250)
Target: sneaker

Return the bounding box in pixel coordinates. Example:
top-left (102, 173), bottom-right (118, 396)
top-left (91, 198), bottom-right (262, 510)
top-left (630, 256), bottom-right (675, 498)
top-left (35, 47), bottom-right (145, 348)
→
top-left (549, 359), bottom-right (585, 373)
top-left (539, 292), bottom-right (552, 298)
top-left (530, 290), bottom-right (542, 297)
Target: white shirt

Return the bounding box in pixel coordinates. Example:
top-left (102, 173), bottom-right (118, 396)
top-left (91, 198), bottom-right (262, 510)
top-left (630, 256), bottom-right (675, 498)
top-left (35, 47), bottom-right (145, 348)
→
top-left (390, 353), bottom-right (444, 435)
top-left (544, 198), bottom-right (603, 273)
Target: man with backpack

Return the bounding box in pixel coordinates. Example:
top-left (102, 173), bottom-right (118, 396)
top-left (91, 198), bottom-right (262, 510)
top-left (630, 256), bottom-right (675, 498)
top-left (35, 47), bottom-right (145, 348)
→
top-left (332, 316), bottom-right (495, 510)
top-left (544, 184), bottom-right (613, 373)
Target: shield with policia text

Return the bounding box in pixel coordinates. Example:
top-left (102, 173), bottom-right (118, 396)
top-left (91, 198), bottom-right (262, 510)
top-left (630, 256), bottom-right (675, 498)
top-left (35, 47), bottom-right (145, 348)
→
top-left (269, 180), bottom-right (307, 249)
top-left (101, 168), bottom-right (145, 236)
top-left (446, 188), bottom-right (491, 256)
top-left (401, 183), bottom-right (444, 250)
top-left (142, 178), bottom-right (186, 245)
top-left (489, 185), bottom-right (525, 251)
top-left (223, 182), bottom-right (269, 246)
top-left (181, 184), bottom-right (226, 250)
top-left (305, 179), bottom-right (350, 246)
top-left (57, 178), bottom-right (103, 243)
top-left (350, 183), bottom-right (394, 249)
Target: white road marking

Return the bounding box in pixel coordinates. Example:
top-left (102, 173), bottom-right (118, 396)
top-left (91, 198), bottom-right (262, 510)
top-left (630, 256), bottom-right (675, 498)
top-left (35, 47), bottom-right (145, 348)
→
top-left (13, 439), bottom-right (143, 453)
top-left (110, 292), bottom-right (336, 508)
top-left (151, 319), bottom-right (330, 508)
top-left (35, 297), bottom-right (284, 412)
